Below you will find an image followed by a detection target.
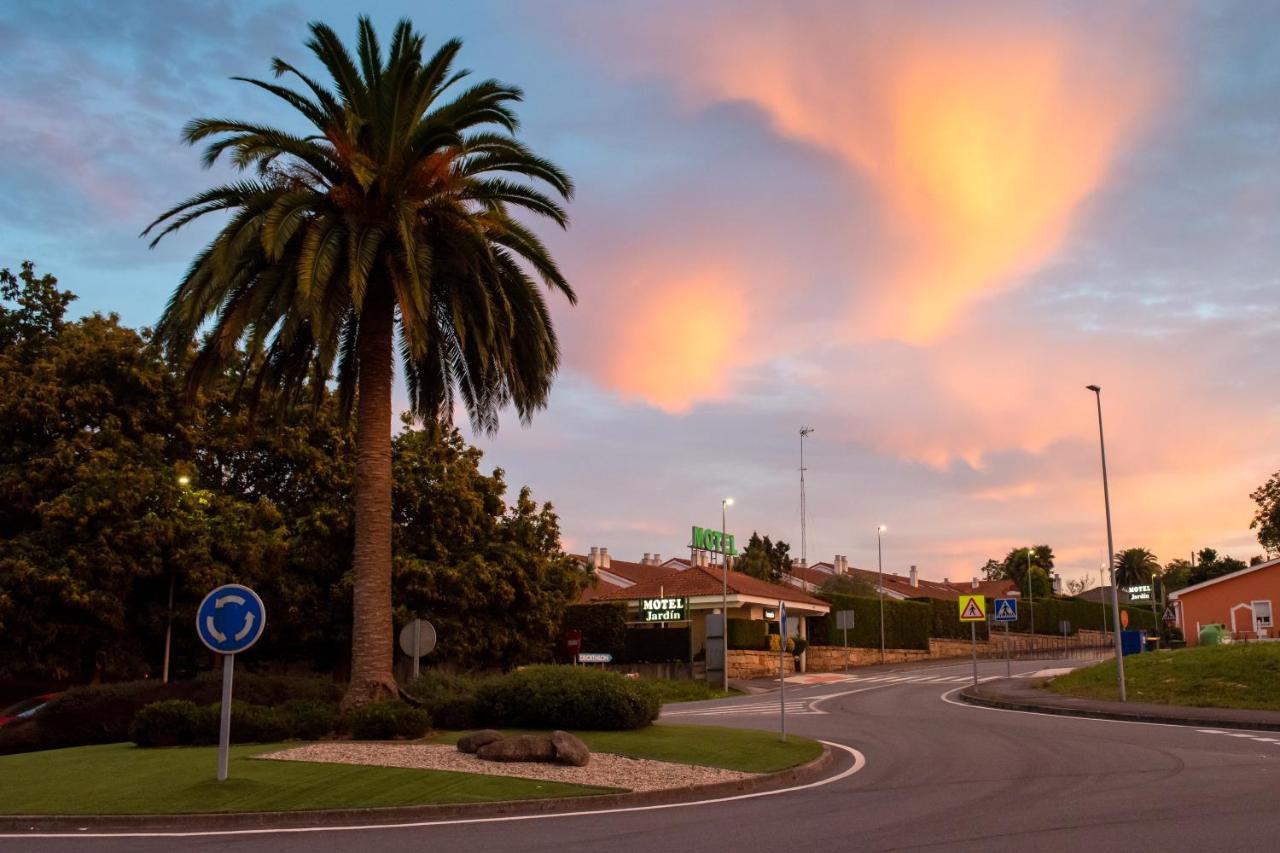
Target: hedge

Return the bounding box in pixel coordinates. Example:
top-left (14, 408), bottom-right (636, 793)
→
top-left (474, 664), bottom-right (659, 730)
top-left (561, 603), bottom-right (627, 662)
top-left (728, 619), bottom-right (769, 650)
top-left (1006, 597), bottom-right (1159, 635)
top-left (807, 595), bottom-right (931, 650)
top-left (927, 598), bottom-right (990, 641)
top-left (345, 701), bottom-right (431, 740)
top-left (403, 671), bottom-right (492, 730)
top-left (624, 627), bottom-right (691, 662)
top-left (129, 698), bottom-right (341, 747)
top-left (0, 672), bottom-right (342, 755)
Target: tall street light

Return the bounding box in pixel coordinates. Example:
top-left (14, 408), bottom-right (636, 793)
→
top-left (877, 525), bottom-right (887, 664)
top-left (1087, 384), bottom-right (1127, 702)
top-left (1027, 546), bottom-right (1035, 648)
top-left (164, 473), bottom-right (193, 683)
top-left (721, 497), bottom-right (734, 693)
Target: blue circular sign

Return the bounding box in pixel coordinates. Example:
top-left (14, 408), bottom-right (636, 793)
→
top-left (196, 584), bottom-right (266, 654)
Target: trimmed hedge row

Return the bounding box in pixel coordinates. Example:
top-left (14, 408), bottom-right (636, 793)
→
top-left (927, 598), bottom-right (991, 641)
top-left (728, 618), bottom-right (769, 650)
top-left (808, 595), bottom-right (932, 650)
top-left (0, 672), bottom-right (342, 755)
top-left (129, 698), bottom-right (426, 746)
top-left (560, 603), bottom-right (627, 662)
top-left (1005, 597), bottom-right (1159, 635)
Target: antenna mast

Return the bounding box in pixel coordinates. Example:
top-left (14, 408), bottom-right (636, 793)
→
top-left (800, 427), bottom-right (815, 566)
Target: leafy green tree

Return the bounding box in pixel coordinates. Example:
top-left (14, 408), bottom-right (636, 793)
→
top-left (734, 532), bottom-right (791, 583)
top-left (144, 18), bottom-right (576, 706)
top-left (1162, 558), bottom-right (1192, 592)
top-left (1113, 547), bottom-right (1160, 589)
top-left (1251, 471), bottom-right (1280, 556)
top-left (819, 573), bottom-right (877, 598)
top-left (981, 545), bottom-right (1055, 596)
top-left (1188, 548), bottom-right (1247, 587)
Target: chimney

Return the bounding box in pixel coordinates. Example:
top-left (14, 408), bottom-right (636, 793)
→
top-left (909, 565), bottom-right (919, 588)
top-left (971, 577), bottom-right (979, 589)
top-left (642, 552), bottom-right (652, 565)
top-left (589, 546), bottom-right (600, 569)
top-left (653, 553), bottom-right (661, 565)
top-left (795, 557), bottom-right (806, 570)
top-left (841, 556), bottom-right (850, 573)
top-left (600, 547), bottom-right (610, 569)
top-left (943, 577), bottom-right (949, 584)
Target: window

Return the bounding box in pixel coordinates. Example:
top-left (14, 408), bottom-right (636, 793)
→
top-left (1253, 600), bottom-right (1273, 631)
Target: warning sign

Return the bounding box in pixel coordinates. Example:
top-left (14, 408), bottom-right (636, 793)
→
top-left (958, 594), bottom-right (986, 622)
top-left (1162, 605), bottom-right (1177, 624)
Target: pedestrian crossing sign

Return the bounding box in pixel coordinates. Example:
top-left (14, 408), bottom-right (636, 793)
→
top-left (993, 598), bottom-right (1018, 622)
top-left (958, 594), bottom-right (986, 622)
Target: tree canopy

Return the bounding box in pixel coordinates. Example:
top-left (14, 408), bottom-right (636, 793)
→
top-left (1251, 470), bottom-right (1280, 557)
top-left (734, 532), bottom-right (792, 584)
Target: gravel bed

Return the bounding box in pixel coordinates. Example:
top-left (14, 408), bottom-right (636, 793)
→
top-left (258, 742), bottom-right (757, 792)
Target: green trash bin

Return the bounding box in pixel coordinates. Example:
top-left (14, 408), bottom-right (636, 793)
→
top-left (1198, 624), bottom-right (1226, 646)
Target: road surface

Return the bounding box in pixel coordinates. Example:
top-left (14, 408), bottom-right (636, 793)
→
top-left (8, 657), bottom-right (1280, 852)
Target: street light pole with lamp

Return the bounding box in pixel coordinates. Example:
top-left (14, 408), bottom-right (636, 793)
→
top-left (1087, 384), bottom-right (1127, 702)
top-left (1026, 546), bottom-right (1036, 651)
top-left (877, 525), bottom-right (887, 664)
top-left (721, 497), bottom-right (734, 693)
top-left (163, 473), bottom-right (193, 684)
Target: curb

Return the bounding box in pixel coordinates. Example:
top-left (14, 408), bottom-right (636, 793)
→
top-left (0, 745), bottom-right (836, 834)
top-left (959, 685), bottom-right (1280, 731)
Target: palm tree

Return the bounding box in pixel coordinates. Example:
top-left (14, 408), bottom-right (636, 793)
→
top-left (1113, 548), bottom-right (1160, 590)
top-left (145, 18), bottom-right (575, 707)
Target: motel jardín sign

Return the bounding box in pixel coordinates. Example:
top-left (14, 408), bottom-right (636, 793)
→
top-left (642, 597), bottom-right (689, 622)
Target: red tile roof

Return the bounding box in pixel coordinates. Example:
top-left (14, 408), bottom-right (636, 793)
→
top-left (573, 556), bottom-right (828, 609)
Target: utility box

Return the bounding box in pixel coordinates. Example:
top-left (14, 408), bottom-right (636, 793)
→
top-left (1120, 630), bottom-right (1146, 656)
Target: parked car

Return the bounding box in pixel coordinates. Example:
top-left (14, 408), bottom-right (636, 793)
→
top-left (0, 693), bottom-right (59, 727)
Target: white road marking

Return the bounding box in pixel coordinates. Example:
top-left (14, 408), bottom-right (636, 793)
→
top-left (0, 742), bottom-right (867, 841)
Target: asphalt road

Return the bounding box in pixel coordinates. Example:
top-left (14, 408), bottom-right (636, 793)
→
top-left (7, 657), bottom-right (1280, 852)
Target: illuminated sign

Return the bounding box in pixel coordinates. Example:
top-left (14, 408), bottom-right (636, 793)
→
top-left (691, 526), bottom-right (737, 556)
top-left (641, 597), bottom-right (689, 622)
top-left (1127, 584), bottom-right (1153, 602)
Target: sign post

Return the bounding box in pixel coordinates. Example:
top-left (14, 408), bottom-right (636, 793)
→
top-left (196, 584), bottom-right (266, 782)
top-left (993, 597), bottom-right (1018, 678)
top-left (958, 595), bottom-right (986, 687)
top-left (778, 600), bottom-right (787, 742)
top-left (398, 618), bottom-right (437, 679)
top-left (835, 610), bottom-right (855, 674)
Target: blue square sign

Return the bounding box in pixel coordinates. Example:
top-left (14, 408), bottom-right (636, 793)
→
top-left (993, 598), bottom-right (1018, 622)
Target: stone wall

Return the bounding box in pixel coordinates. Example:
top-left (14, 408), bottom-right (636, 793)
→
top-left (805, 630), bottom-right (1113, 673)
top-left (805, 645), bottom-right (929, 670)
top-left (727, 649), bottom-right (795, 679)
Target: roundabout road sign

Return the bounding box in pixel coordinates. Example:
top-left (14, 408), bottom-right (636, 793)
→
top-left (196, 584), bottom-right (266, 655)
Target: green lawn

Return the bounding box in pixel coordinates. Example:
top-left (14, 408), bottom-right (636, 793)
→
top-left (1047, 642), bottom-right (1280, 710)
top-left (643, 679), bottom-right (740, 704)
top-left (433, 723), bottom-right (823, 774)
top-left (0, 742), bottom-right (612, 815)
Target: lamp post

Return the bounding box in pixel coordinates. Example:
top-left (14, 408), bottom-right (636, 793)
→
top-left (1087, 384), bottom-right (1126, 702)
top-left (164, 474), bottom-right (192, 684)
top-left (1027, 547), bottom-right (1035, 652)
top-left (721, 497), bottom-right (734, 693)
top-left (877, 525), bottom-right (887, 664)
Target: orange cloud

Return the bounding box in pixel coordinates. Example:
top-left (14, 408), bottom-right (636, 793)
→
top-left (595, 268), bottom-right (749, 413)
top-left (663, 9), bottom-right (1164, 341)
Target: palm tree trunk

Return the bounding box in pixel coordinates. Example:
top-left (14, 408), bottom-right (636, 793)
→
top-left (343, 284), bottom-right (399, 709)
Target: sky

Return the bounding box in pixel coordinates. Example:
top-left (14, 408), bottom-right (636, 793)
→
top-left (3, 0), bottom-right (1279, 587)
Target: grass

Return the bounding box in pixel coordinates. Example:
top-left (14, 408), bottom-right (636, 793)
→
top-left (0, 742), bottom-right (612, 815)
top-left (433, 723), bottom-right (823, 774)
top-left (1047, 642), bottom-right (1280, 710)
top-left (643, 679), bottom-right (740, 704)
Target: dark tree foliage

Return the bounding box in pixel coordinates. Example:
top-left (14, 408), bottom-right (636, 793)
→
top-left (735, 532), bottom-right (792, 583)
top-left (1251, 471), bottom-right (1280, 557)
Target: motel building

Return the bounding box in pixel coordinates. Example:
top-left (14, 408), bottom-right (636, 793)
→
top-left (1169, 556), bottom-right (1280, 644)
top-left (574, 534), bottom-right (830, 672)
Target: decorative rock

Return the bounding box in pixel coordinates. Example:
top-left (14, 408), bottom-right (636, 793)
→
top-left (476, 734), bottom-right (556, 763)
top-left (551, 730), bottom-right (591, 767)
top-left (456, 729), bottom-right (505, 754)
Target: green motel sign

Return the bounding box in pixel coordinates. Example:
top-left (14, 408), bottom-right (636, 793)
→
top-left (642, 597), bottom-right (689, 622)
top-left (691, 526), bottom-right (737, 556)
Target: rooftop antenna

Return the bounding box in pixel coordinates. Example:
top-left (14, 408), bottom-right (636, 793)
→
top-left (800, 427), bottom-right (815, 566)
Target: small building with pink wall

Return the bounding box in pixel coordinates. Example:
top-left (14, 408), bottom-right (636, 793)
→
top-left (1169, 557), bottom-right (1280, 644)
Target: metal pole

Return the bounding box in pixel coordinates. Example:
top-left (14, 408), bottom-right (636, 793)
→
top-left (1089, 385), bottom-right (1127, 702)
top-left (843, 624), bottom-right (849, 674)
top-left (1027, 547), bottom-right (1035, 651)
top-left (217, 653), bottom-right (234, 781)
top-left (800, 427), bottom-right (813, 567)
top-left (1100, 566), bottom-right (1108, 634)
top-left (412, 620), bottom-right (421, 679)
top-left (779, 600), bottom-right (786, 742)
top-left (162, 572), bottom-right (175, 684)
top-left (722, 499), bottom-right (730, 694)
top-left (970, 621), bottom-right (978, 686)
top-left (877, 526), bottom-right (886, 664)
top-left (1005, 620), bottom-right (1011, 678)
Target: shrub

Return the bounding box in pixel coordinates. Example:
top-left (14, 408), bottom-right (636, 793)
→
top-left (280, 699), bottom-right (339, 740)
top-left (475, 664), bottom-right (660, 730)
top-left (129, 700), bottom-right (201, 747)
top-left (561, 603), bottom-right (627, 662)
top-left (727, 619), bottom-right (769, 650)
top-left (403, 671), bottom-right (491, 730)
top-left (345, 702), bottom-right (431, 740)
top-left (808, 595), bottom-right (931, 650)
top-left (0, 672), bottom-right (342, 755)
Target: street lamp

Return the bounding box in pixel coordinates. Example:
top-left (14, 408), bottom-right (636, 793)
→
top-left (164, 472), bottom-right (193, 683)
top-left (721, 497), bottom-right (734, 692)
top-left (1027, 547), bottom-right (1035, 649)
top-left (877, 525), bottom-right (887, 664)
top-left (1087, 384), bottom-right (1127, 702)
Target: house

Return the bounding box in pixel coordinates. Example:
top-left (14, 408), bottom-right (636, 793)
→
top-left (1168, 556), bottom-right (1280, 644)
top-left (776, 555), bottom-right (1018, 602)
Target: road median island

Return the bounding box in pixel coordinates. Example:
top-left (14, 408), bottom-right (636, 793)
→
top-left (0, 725), bottom-right (832, 834)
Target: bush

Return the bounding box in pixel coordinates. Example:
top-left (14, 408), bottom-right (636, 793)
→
top-left (280, 699), bottom-right (339, 740)
top-left (345, 701), bottom-right (431, 740)
top-left (808, 595), bottom-right (931, 650)
top-left (727, 619), bottom-right (769, 650)
top-left (403, 671), bottom-right (491, 730)
top-left (475, 664), bottom-right (660, 730)
top-left (129, 700), bottom-right (201, 747)
top-left (624, 627), bottom-right (690, 662)
top-left (0, 672), bottom-right (342, 755)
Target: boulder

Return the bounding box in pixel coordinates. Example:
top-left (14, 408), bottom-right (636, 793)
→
top-left (551, 730), bottom-right (590, 767)
top-left (476, 734), bottom-right (556, 763)
top-left (456, 729), bottom-right (505, 754)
